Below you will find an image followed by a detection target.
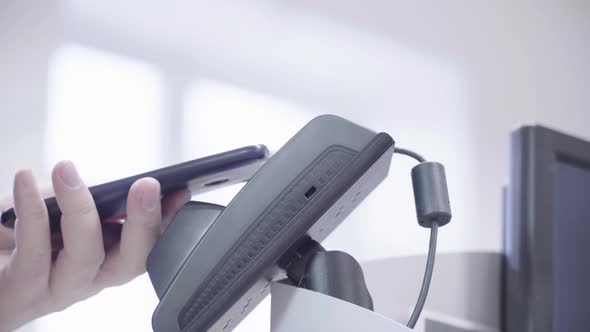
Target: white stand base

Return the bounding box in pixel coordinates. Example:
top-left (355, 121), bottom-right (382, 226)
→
top-left (270, 283), bottom-right (412, 332)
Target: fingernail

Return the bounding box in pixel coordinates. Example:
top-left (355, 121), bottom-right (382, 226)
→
top-left (59, 161), bottom-right (81, 188)
top-left (15, 170), bottom-right (35, 191)
top-left (141, 186), bottom-right (160, 211)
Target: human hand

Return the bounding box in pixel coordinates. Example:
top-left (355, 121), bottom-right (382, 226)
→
top-left (0, 161), bottom-right (191, 331)
top-left (0, 187), bottom-right (55, 266)
top-left (0, 196), bottom-right (16, 267)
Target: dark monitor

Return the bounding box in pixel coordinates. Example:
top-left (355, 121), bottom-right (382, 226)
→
top-left (505, 125), bottom-right (590, 332)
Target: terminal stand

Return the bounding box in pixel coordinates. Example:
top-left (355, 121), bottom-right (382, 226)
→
top-left (270, 282), bottom-right (412, 332)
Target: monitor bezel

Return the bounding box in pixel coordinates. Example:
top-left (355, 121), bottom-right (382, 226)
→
top-left (506, 125), bottom-right (590, 332)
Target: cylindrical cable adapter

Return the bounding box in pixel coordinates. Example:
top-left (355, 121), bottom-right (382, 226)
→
top-left (411, 162), bottom-right (452, 228)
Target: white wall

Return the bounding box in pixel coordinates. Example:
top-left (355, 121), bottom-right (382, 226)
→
top-left (277, 0), bottom-right (590, 257)
top-left (55, 0), bottom-right (590, 258)
top-left (0, 2), bottom-right (58, 329)
top-left (0, 1), bottom-right (58, 191)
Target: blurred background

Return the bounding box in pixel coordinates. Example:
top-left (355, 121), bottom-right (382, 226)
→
top-left (1, 0), bottom-right (589, 331)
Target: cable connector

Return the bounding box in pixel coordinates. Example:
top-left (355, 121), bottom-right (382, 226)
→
top-left (395, 147), bottom-right (452, 329)
top-left (411, 162), bottom-right (452, 228)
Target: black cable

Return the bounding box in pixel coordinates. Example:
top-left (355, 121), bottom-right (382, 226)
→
top-left (394, 147), bottom-right (441, 329)
top-left (407, 222), bottom-right (438, 328)
top-left (394, 147), bottom-right (426, 163)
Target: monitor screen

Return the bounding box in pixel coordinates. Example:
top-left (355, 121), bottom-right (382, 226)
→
top-left (554, 159), bottom-right (590, 331)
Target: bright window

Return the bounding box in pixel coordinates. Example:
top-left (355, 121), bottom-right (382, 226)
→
top-left (183, 80), bottom-right (316, 157)
top-left (45, 44), bottom-right (164, 184)
top-left (38, 44), bottom-right (164, 332)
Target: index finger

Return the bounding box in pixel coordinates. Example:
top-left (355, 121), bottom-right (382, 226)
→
top-left (11, 170), bottom-right (52, 274)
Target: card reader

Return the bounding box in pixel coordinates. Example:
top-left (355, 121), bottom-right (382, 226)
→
top-left (147, 115), bottom-right (395, 331)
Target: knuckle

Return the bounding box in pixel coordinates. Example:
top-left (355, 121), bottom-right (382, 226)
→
top-left (119, 265), bottom-right (142, 282)
top-left (105, 263), bottom-right (144, 286)
top-left (91, 254), bottom-right (106, 270)
top-left (54, 302), bottom-right (69, 313)
top-left (13, 252), bottom-right (50, 278)
top-left (29, 253), bottom-right (50, 271)
top-left (20, 204), bottom-right (48, 221)
top-left (74, 200), bottom-right (97, 217)
top-left (46, 295), bottom-right (69, 313)
top-left (64, 250), bottom-right (105, 272)
top-left (77, 258), bottom-right (104, 277)
top-left (139, 216), bottom-right (161, 230)
top-left (60, 196), bottom-right (96, 219)
top-left (46, 282), bottom-right (98, 314)
top-left (25, 269), bottom-right (49, 288)
top-left (130, 262), bottom-right (147, 277)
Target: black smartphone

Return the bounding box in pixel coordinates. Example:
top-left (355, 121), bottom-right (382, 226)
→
top-left (1, 145), bottom-right (269, 233)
